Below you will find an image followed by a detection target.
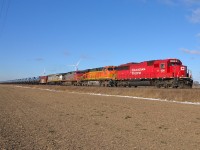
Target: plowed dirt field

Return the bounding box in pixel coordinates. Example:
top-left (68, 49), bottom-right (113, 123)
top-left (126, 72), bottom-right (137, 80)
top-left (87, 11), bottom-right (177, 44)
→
top-left (0, 85), bottom-right (200, 149)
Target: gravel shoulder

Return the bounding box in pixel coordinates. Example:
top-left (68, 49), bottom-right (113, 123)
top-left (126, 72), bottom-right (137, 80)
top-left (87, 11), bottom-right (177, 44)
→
top-left (0, 85), bottom-right (200, 149)
top-left (13, 84), bottom-right (200, 103)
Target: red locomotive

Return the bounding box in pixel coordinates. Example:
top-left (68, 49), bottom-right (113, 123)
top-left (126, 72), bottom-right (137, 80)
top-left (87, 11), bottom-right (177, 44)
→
top-left (115, 58), bottom-right (193, 88)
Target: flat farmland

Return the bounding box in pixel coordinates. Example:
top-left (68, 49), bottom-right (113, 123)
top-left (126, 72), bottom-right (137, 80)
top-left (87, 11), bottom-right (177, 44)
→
top-left (0, 85), bottom-right (200, 149)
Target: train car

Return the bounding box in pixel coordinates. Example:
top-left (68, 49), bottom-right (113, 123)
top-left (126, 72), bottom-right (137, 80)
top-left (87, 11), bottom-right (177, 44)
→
top-left (28, 77), bottom-right (40, 84)
top-left (116, 58), bottom-right (193, 88)
top-left (62, 71), bottom-right (76, 85)
top-left (39, 76), bottom-right (48, 84)
top-left (61, 70), bottom-right (88, 86)
top-left (81, 66), bottom-right (116, 86)
top-left (47, 73), bottom-right (66, 85)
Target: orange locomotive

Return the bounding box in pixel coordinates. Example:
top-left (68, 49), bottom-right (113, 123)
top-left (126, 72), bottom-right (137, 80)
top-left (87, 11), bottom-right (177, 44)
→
top-left (80, 66), bottom-right (116, 86)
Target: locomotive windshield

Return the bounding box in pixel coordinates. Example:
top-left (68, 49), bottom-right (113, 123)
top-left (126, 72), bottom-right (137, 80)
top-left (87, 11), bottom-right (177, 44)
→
top-left (108, 67), bottom-right (116, 71)
top-left (116, 66), bottom-right (130, 70)
top-left (168, 59), bottom-right (181, 66)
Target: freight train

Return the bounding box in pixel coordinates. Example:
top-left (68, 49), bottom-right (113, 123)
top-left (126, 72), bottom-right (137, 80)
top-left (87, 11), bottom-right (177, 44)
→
top-left (3, 58), bottom-right (193, 88)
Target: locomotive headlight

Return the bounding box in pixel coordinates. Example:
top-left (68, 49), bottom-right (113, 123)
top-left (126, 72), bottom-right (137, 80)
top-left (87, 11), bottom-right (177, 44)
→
top-left (181, 67), bottom-right (185, 70)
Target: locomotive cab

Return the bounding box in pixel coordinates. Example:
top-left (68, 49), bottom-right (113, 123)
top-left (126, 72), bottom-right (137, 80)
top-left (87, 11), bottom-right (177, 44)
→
top-left (166, 59), bottom-right (193, 88)
top-left (167, 59), bottom-right (188, 78)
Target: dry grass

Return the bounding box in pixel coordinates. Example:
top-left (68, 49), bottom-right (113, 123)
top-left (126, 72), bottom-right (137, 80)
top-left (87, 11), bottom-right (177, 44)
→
top-left (14, 84), bottom-right (200, 103)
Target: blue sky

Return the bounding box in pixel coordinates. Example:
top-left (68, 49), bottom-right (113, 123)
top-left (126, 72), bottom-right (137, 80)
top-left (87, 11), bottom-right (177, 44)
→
top-left (0, 0), bottom-right (200, 81)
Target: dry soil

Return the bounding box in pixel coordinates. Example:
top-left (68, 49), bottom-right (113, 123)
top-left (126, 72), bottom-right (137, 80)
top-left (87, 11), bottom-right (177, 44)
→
top-left (0, 85), bottom-right (200, 149)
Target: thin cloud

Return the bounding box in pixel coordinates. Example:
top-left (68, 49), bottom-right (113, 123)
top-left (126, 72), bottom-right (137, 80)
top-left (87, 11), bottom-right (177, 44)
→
top-left (63, 51), bottom-right (70, 57)
top-left (196, 33), bottom-right (200, 37)
top-left (80, 54), bottom-right (93, 60)
top-left (157, 0), bottom-right (200, 23)
top-left (181, 48), bottom-right (200, 55)
top-left (158, 0), bottom-right (200, 6)
top-left (139, 0), bottom-right (147, 3)
top-left (184, 0), bottom-right (200, 5)
top-left (35, 58), bottom-right (44, 62)
top-left (188, 8), bottom-right (200, 23)
top-left (158, 0), bottom-right (177, 5)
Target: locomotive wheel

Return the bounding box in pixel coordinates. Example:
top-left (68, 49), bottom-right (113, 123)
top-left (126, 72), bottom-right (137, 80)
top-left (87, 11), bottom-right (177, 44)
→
top-left (156, 85), bottom-right (161, 88)
top-left (178, 81), bottom-right (184, 89)
top-left (164, 83), bottom-right (169, 88)
top-left (155, 82), bottom-right (161, 88)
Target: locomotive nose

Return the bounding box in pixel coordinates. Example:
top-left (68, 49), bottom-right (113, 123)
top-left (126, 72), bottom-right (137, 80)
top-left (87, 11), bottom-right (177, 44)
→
top-left (180, 65), bottom-right (187, 77)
